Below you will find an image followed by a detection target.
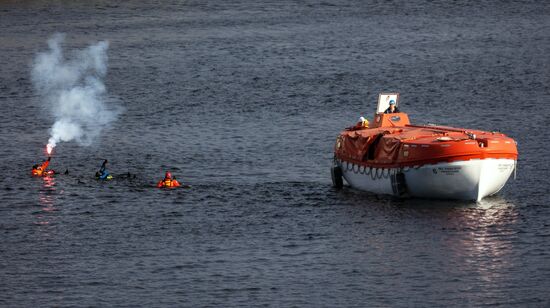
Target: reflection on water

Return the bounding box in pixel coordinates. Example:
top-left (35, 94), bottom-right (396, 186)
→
top-left (476, 195), bottom-right (515, 210)
top-left (383, 193), bottom-right (517, 210)
top-left (429, 196), bottom-right (520, 293)
top-left (36, 176), bottom-right (57, 226)
top-left (459, 197), bottom-right (519, 285)
top-left (348, 192), bottom-right (520, 289)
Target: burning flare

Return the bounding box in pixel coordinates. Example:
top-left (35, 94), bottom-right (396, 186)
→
top-left (32, 34), bottom-right (120, 154)
top-left (46, 144), bottom-right (53, 155)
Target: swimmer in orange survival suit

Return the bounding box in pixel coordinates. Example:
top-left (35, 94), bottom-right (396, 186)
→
top-left (157, 171), bottom-right (181, 188)
top-left (32, 157), bottom-right (54, 177)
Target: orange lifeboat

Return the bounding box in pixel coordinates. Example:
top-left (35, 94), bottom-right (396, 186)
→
top-left (332, 93), bottom-right (518, 201)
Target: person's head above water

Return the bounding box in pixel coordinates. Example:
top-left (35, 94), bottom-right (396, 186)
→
top-left (165, 171), bottom-right (172, 180)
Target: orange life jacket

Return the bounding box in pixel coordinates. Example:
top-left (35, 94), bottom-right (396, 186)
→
top-left (157, 178), bottom-right (181, 188)
top-left (32, 160), bottom-right (50, 177)
top-left (32, 168), bottom-right (43, 176)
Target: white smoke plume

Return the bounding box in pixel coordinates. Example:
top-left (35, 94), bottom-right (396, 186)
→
top-left (32, 33), bottom-right (119, 153)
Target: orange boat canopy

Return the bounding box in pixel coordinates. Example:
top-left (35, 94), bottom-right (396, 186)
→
top-left (335, 112), bottom-right (518, 168)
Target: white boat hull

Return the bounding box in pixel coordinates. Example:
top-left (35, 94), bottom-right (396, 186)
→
top-left (337, 158), bottom-right (516, 201)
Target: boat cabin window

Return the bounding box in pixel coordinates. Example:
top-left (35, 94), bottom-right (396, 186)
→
top-left (377, 92), bottom-right (400, 114)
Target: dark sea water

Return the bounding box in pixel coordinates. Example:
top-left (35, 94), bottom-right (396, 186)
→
top-left (1, 0), bottom-right (550, 306)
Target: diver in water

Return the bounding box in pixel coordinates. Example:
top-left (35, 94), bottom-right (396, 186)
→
top-left (32, 156), bottom-right (54, 177)
top-left (157, 171), bottom-right (181, 188)
top-left (96, 159), bottom-right (112, 180)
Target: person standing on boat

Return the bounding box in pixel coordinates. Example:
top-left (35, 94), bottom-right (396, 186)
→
top-left (384, 99), bottom-right (400, 113)
top-left (359, 116), bottom-right (369, 127)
